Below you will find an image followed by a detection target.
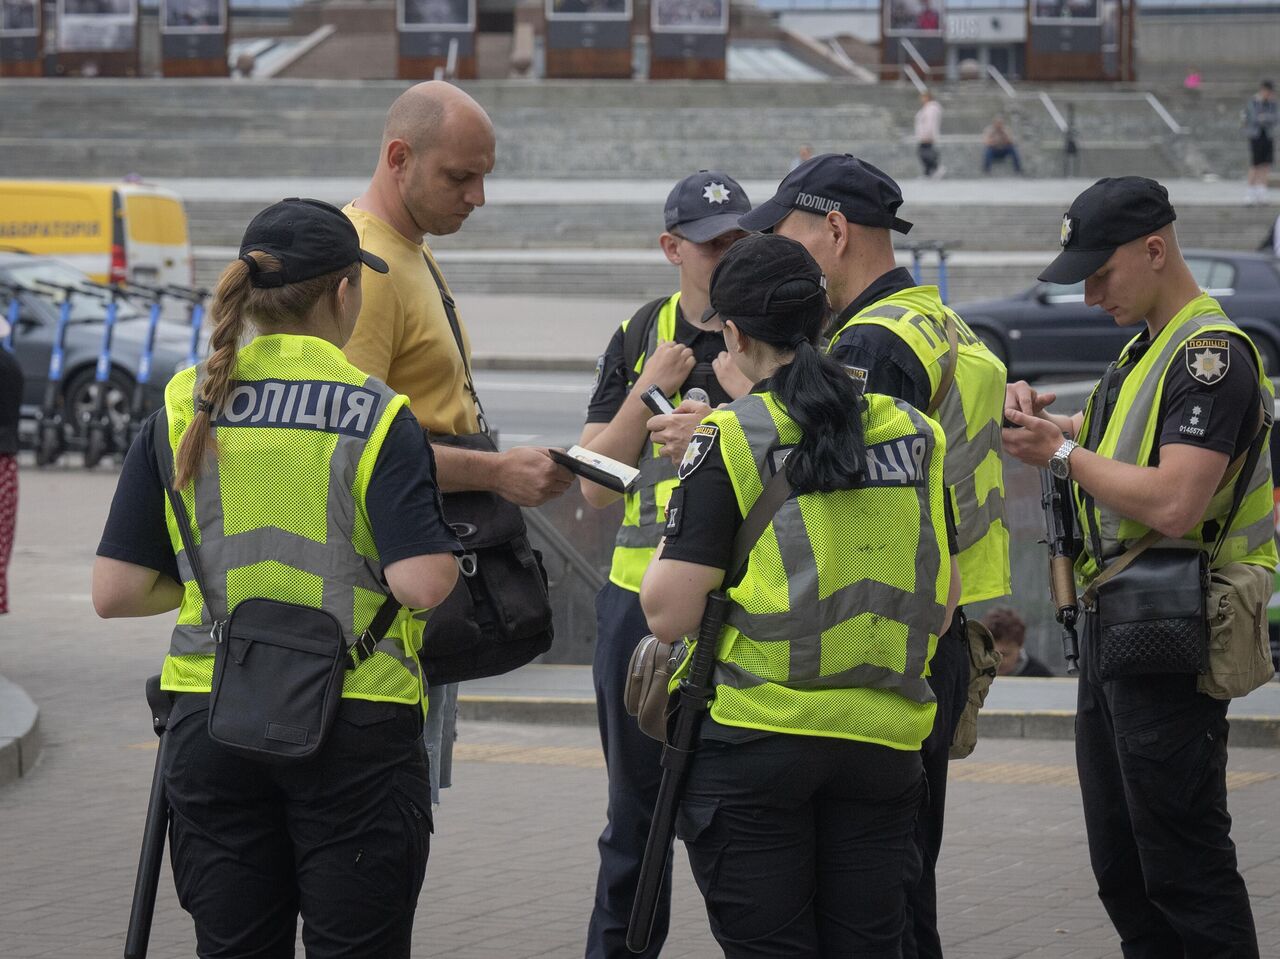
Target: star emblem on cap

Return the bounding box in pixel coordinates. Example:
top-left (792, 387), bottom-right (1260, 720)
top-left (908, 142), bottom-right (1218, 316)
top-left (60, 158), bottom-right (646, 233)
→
top-left (1060, 214), bottom-right (1073, 249)
top-left (704, 182), bottom-right (731, 205)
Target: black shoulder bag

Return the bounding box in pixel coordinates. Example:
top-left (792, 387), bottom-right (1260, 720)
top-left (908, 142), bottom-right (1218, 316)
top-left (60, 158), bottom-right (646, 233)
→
top-left (419, 254), bottom-right (555, 685)
top-left (1082, 400), bottom-right (1269, 681)
top-left (156, 416), bottom-right (401, 763)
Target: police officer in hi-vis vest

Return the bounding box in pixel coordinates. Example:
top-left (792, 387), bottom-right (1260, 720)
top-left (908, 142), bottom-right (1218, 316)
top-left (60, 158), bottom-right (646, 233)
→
top-left (1004, 177), bottom-right (1274, 959)
top-left (92, 199), bottom-right (462, 957)
top-left (576, 171), bottom-right (753, 959)
top-left (742, 154), bottom-right (1009, 959)
top-left (641, 234), bottom-right (960, 958)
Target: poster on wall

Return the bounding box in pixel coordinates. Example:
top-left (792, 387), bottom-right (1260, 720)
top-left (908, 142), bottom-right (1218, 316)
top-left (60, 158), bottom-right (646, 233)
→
top-left (0, 0), bottom-right (39, 36)
top-left (650, 0), bottom-right (726, 34)
top-left (1031, 0), bottom-right (1101, 23)
top-left (57, 0), bottom-right (137, 50)
top-left (398, 0), bottom-right (474, 31)
top-left (882, 0), bottom-right (945, 36)
top-left (160, 0), bottom-right (225, 34)
top-left (545, 0), bottom-right (631, 22)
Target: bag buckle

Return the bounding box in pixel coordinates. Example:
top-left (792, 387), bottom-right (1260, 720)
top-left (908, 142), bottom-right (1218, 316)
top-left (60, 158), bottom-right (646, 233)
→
top-left (458, 552), bottom-right (479, 578)
top-left (210, 620), bottom-right (225, 645)
top-left (349, 629), bottom-right (379, 667)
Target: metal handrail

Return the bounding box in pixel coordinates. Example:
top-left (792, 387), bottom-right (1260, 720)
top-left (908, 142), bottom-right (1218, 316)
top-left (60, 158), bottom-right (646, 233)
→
top-left (903, 63), bottom-right (927, 95)
top-left (987, 63), bottom-right (1016, 98)
top-left (899, 37), bottom-right (932, 77)
top-left (1038, 91), bottom-right (1069, 133)
top-left (1144, 92), bottom-right (1186, 135)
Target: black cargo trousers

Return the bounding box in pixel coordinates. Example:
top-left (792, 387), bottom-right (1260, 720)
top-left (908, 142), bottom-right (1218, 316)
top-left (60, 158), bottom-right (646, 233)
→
top-left (1075, 613), bottom-right (1259, 959)
top-left (162, 696), bottom-right (432, 959)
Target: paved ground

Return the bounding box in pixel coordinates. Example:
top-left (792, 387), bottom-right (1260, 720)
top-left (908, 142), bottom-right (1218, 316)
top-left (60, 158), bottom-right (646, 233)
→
top-left (2, 463), bottom-right (1280, 957)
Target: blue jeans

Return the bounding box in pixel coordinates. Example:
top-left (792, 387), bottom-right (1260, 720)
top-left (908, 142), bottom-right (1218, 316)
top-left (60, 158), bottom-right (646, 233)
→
top-left (423, 682), bottom-right (458, 806)
top-left (983, 144), bottom-right (1022, 173)
top-left (585, 582), bottom-right (670, 959)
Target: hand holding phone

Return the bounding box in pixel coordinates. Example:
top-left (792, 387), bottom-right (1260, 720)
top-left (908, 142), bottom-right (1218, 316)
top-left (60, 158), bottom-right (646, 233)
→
top-left (641, 385), bottom-right (676, 416)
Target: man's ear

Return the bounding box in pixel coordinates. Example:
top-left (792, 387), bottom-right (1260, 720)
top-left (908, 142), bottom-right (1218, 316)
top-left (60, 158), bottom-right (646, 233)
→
top-left (385, 138), bottom-right (411, 178)
top-left (827, 212), bottom-right (850, 257)
top-left (1145, 233), bottom-right (1168, 270)
top-left (659, 232), bottom-right (682, 267)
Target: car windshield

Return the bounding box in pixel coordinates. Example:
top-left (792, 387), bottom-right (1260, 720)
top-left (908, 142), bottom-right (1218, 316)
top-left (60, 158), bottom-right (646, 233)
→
top-left (2, 260), bottom-right (143, 322)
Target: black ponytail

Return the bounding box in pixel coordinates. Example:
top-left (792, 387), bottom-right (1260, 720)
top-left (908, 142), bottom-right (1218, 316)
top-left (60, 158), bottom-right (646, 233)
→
top-left (769, 338), bottom-right (867, 494)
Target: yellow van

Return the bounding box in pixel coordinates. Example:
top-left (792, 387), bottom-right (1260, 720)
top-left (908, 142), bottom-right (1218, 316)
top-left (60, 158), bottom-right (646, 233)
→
top-left (0, 179), bottom-right (194, 289)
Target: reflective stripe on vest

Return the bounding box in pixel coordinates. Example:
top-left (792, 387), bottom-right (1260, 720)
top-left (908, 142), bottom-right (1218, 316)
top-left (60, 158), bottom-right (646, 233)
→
top-left (1074, 308), bottom-right (1279, 581)
top-left (688, 390), bottom-right (950, 749)
top-left (160, 335), bottom-right (423, 700)
top-left (609, 293), bottom-right (681, 591)
top-left (830, 286), bottom-right (1010, 603)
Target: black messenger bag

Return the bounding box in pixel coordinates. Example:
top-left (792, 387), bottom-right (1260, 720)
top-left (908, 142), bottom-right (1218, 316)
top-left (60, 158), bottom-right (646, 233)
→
top-left (419, 252), bottom-right (555, 686)
top-left (421, 432), bottom-right (554, 686)
top-left (158, 426), bottom-right (400, 763)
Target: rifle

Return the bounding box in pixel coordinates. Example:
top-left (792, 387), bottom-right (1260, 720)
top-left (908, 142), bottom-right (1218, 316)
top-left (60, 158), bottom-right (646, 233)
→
top-left (626, 467), bottom-right (793, 954)
top-left (626, 591), bottom-right (728, 954)
top-left (1039, 469), bottom-right (1080, 674)
top-left (124, 676), bottom-right (175, 959)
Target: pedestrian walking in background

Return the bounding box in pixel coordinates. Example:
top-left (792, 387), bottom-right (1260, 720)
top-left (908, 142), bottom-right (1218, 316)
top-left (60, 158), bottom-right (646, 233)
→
top-left (344, 81), bottom-right (573, 806)
top-left (982, 116), bottom-right (1023, 175)
top-left (1005, 176), bottom-right (1274, 959)
top-left (1243, 80), bottom-right (1276, 205)
top-left (640, 233), bottom-right (959, 958)
top-left (0, 336), bottom-right (21, 615)
top-left (576, 170), bottom-right (752, 959)
top-left (92, 199), bottom-right (462, 956)
top-left (915, 90), bottom-right (944, 179)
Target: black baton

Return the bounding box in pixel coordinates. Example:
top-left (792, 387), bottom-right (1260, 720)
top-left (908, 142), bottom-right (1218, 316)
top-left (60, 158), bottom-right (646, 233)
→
top-left (124, 676), bottom-right (174, 959)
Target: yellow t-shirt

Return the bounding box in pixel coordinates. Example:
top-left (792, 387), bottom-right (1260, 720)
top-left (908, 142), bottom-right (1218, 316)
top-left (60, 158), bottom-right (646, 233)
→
top-left (342, 202), bottom-right (480, 435)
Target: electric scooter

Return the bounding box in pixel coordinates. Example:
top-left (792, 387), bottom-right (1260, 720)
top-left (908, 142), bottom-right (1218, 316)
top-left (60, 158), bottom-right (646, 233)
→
top-left (83, 283), bottom-right (129, 469)
top-left (31, 281), bottom-right (106, 467)
top-left (125, 282), bottom-right (168, 446)
top-left (168, 286), bottom-right (209, 369)
top-left (0, 281), bottom-right (23, 352)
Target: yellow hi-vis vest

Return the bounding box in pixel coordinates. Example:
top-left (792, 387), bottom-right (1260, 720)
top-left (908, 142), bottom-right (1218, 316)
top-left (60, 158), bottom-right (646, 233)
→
top-left (1074, 295), bottom-right (1278, 583)
top-left (673, 390), bottom-right (951, 751)
top-left (159, 334), bottom-right (428, 707)
top-left (610, 292), bottom-right (684, 592)
top-left (829, 285), bottom-right (1010, 604)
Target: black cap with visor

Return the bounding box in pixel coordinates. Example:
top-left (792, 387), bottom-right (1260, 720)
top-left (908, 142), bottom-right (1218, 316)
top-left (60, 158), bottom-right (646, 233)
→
top-left (738, 154), bottom-right (913, 235)
top-left (238, 198), bottom-right (389, 289)
top-left (1038, 177), bottom-right (1177, 285)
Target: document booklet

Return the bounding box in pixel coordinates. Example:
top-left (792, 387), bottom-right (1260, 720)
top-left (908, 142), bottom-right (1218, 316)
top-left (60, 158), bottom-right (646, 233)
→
top-left (551, 446), bottom-right (641, 494)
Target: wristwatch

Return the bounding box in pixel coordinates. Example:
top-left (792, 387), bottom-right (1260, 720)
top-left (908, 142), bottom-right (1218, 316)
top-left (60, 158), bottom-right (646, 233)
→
top-left (1048, 438), bottom-right (1078, 480)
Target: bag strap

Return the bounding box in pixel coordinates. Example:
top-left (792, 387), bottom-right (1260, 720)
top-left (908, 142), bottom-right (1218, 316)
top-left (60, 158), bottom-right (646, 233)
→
top-left (623, 296), bottom-right (667, 389)
top-left (1081, 398), bottom-right (1268, 608)
top-left (725, 465), bottom-right (793, 586)
top-left (926, 311), bottom-right (959, 416)
top-left (423, 252), bottom-right (490, 437)
top-left (152, 412), bottom-right (401, 666)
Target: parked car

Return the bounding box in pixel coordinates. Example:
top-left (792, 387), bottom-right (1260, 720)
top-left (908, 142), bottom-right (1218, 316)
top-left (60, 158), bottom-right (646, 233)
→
top-left (955, 250), bottom-right (1280, 381)
top-left (0, 253), bottom-right (197, 445)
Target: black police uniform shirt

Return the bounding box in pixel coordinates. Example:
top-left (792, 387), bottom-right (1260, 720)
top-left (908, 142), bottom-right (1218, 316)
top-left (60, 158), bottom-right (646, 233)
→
top-left (97, 407), bottom-right (460, 584)
top-left (827, 268), bottom-right (933, 412)
top-left (1095, 330), bottom-right (1259, 464)
top-left (586, 303), bottom-right (734, 424)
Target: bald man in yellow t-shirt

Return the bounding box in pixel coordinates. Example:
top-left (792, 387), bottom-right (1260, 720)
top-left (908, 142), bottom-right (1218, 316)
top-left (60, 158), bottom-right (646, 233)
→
top-left (345, 81), bottom-right (572, 805)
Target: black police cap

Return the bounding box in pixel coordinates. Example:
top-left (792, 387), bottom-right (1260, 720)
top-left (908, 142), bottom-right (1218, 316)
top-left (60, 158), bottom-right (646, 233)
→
top-left (238, 198), bottom-right (389, 289)
top-left (703, 234), bottom-right (827, 335)
top-left (1038, 177), bottom-right (1177, 285)
top-left (664, 171), bottom-right (752, 244)
top-left (738, 154), bottom-right (913, 235)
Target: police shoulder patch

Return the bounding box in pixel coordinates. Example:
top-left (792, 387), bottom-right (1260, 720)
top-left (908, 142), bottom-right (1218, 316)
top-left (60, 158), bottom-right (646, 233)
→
top-left (1185, 336), bottom-right (1230, 385)
top-left (843, 365), bottom-right (869, 393)
top-left (678, 423), bottom-right (719, 480)
top-left (589, 354), bottom-right (605, 400)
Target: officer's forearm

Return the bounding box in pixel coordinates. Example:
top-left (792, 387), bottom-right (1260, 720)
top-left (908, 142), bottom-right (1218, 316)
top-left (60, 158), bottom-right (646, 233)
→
top-left (1070, 444), bottom-right (1227, 539)
top-left (576, 394), bottom-right (656, 507)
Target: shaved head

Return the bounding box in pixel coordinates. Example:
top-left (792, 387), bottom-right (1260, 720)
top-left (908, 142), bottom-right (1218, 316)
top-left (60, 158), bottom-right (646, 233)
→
top-left (382, 80), bottom-right (493, 153)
